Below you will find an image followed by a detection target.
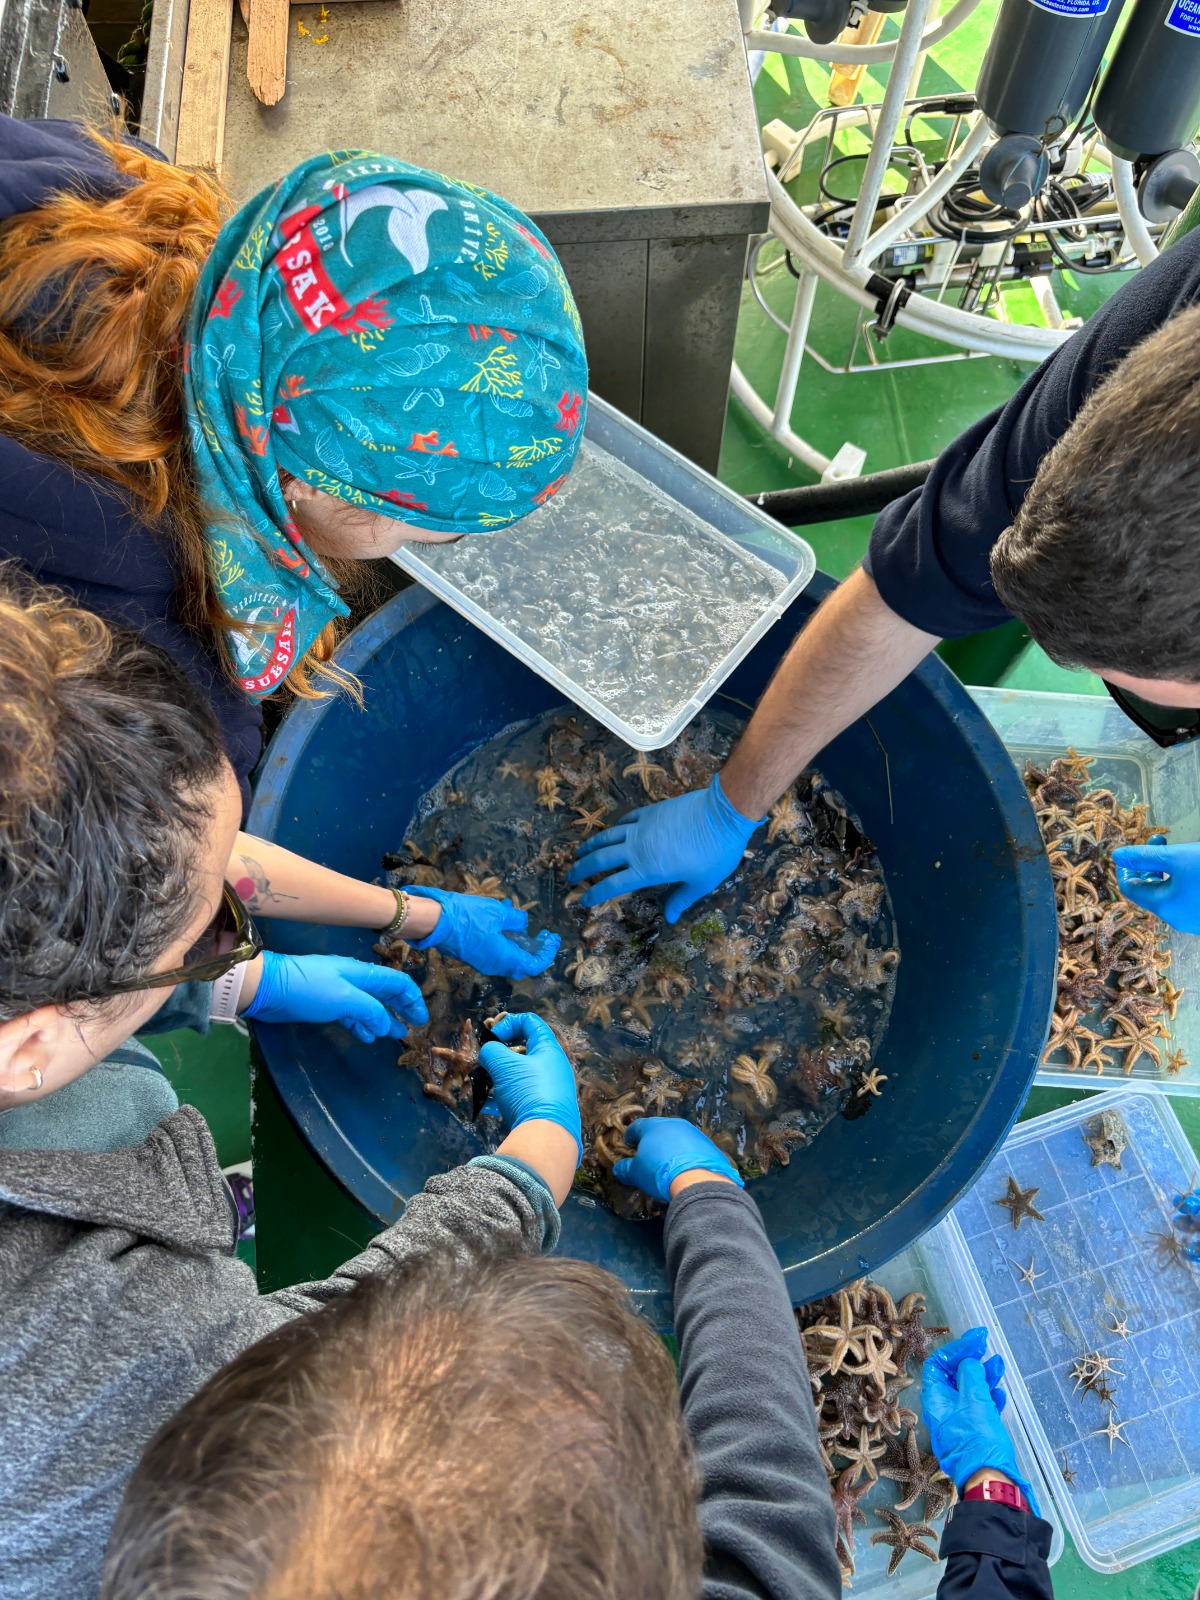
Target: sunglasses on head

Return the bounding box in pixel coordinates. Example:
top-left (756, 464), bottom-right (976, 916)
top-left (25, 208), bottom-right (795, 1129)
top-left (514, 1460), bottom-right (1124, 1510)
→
top-left (1103, 681), bottom-right (1200, 750)
top-left (105, 882), bottom-right (263, 996)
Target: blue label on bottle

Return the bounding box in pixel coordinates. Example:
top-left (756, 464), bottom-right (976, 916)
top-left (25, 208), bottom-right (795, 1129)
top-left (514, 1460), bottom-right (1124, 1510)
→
top-left (1167, 0), bottom-right (1200, 35)
top-left (1028, 0), bottom-right (1110, 15)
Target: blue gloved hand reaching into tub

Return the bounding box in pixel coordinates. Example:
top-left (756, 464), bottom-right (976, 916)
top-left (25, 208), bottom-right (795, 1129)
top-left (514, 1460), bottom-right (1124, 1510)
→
top-left (478, 1012), bottom-right (583, 1159)
top-left (922, 1326), bottom-right (1040, 1515)
top-left (1113, 836), bottom-right (1200, 936)
top-left (401, 886), bottom-right (561, 980)
top-left (243, 953), bottom-right (428, 1044)
top-left (613, 1117), bottom-right (744, 1204)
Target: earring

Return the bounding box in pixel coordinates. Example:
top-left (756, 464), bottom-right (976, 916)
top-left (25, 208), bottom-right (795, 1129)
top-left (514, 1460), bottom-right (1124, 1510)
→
top-left (29, 1067), bottom-right (42, 1091)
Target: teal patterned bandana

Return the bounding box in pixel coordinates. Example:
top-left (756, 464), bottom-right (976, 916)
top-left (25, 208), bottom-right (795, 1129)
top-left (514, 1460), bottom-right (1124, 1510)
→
top-left (184, 150), bottom-right (587, 697)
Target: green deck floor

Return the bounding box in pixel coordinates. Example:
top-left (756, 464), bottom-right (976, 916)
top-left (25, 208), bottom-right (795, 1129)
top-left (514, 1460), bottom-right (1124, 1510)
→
top-left (143, 19), bottom-right (1200, 1593)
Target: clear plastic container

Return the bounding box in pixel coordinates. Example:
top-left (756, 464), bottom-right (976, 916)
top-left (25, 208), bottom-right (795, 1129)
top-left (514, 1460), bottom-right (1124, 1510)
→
top-left (835, 1243), bottom-right (1064, 1598)
top-left (391, 395), bottom-right (816, 750)
top-left (935, 1090), bottom-right (1200, 1573)
top-left (970, 687), bottom-right (1200, 1097)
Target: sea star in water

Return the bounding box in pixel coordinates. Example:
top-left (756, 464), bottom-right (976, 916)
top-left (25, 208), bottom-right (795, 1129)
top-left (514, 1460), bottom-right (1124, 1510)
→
top-left (1161, 979), bottom-right (1184, 1020)
top-left (1107, 1314), bottom-right (1133, 1340)
top-left (1165, 1047), bottom-right (1189, 1076)
top-left (620, 983), bottom-right (664, 1031)
top-left (869, 1509), bottom-right (939, 1575)
top-left (766, 788), bottom-right (806, 844)
top-left (858, 1066), bottom-right (888, 1097)
top-left (1109, 1013), bottom-right (1164, 1072)
top-left (534, 764), bottom-right (561, 811)
top-left (571, 801), bottom-right (610, 837)
top-left (843, 1325), bottom-right (899, 1396)
top-left (730, 1047), bottom-right (781, 1109)
top-left (582, 992), bottom-right (615, 1028)
top-left (829, 1466), bottom-right (871, 1573)
top-left (496, 759), bottom-right (526, 780)
top-left (1061, 1455), bottom-right (1077, 1487)
top-left (879, 1429), bottom-right (955, 1517)
top-left (807, 1293), bottom-right (868, 1376)
top-left (1091, 1414), bottom-right (1132, 1453)
top-left (994, 1176), bottom-right (1045, 1230)
top-left (888, 1293), bottom-right (950, 1372)
top-left (837, 1424), bottom-right (888, 1486)
top-left (622, 752), bottom-right (667, 793)
top-left (1011, 1255), bottom-right (1047, 1296)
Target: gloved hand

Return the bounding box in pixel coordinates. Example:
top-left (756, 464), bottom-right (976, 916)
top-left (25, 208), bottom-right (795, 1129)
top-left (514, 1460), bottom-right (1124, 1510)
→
top-left (243, 952), bottom-right (428, 1044)
top-left (1112, 836), bottom-right (1200, 934)
top-left (612, 1117), bottom-right (744, 1204)
top-left (922, 1327), bottom-right (1039, 1514)
top-left (566, 776), bottom-right (763, 923)
top-left (402, 886), bottom-right (560, 979)
top-left (477, 1012), bottom-right (582, 1158)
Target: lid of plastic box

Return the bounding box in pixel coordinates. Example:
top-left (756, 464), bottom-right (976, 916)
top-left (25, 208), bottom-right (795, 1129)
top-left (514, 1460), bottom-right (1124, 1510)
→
top-left (831, 1239), bottom-right (1063, 1598)
top-left (969, 687), bottom-right (1200, 1099)
top-left (936, 1089), bottom-right (1200, 1572)
top-left (392, 395), bottom-right (816, 750)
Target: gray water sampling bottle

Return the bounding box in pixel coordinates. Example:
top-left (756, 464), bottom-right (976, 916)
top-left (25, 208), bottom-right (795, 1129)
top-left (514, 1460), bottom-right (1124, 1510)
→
top-left (975, 0), bottom-right (1128, 206)
top-left (1092, 0), bottom-right (1200, 160)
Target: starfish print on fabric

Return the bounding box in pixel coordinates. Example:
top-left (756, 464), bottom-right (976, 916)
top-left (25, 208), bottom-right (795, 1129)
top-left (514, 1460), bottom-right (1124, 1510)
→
top-left (869, 1509), bottom-right (939, 1575)
top-left (879, 1429), bottom-right (954, 1515)
top-left (1011, 1255), bottom-right (1047, 1295)
top-left (1091, 1414), bottom-right (1132, 1453)
top-left (995, 1176), bottom-right (1045, 1229)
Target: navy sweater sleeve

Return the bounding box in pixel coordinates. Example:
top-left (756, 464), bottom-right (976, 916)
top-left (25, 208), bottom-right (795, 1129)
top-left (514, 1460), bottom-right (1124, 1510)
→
top-left (937, 1500), bottom-right (1054, 1600)
top-left (865, 227), bottom-right (1200, 638)
top-left (664, 1182), bottom-right (842, 1600)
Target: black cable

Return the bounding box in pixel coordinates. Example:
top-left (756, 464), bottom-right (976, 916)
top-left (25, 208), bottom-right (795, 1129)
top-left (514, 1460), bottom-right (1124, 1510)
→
top-left (747, 459), bottom-right (936, 524)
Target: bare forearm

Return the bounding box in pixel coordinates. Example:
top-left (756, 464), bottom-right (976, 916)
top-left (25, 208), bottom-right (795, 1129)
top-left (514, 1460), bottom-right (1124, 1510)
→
top-left (229, 833), bottom-right (441, 938)
top-left (720, 566), bottom-right (940, 818)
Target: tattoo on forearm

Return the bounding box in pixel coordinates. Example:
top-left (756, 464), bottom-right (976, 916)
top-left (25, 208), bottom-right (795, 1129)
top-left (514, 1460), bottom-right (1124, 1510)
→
top-left (232, 855), bottom-right (301, 911)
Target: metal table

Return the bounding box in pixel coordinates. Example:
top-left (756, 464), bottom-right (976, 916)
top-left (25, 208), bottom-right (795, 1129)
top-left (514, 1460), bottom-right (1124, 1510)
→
top-left (146, 0), bottom-right (769, 470)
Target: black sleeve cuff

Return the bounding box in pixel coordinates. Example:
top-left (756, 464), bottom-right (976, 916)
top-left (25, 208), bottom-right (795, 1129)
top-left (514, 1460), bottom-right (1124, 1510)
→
top-left (940, 1499), bottom-right (1053, 1565)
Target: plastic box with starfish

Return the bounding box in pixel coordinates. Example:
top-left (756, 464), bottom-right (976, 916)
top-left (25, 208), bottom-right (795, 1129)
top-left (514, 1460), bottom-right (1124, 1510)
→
top-left (827, 1245), bottom-right (1063, 1596)
top-left (970, 687), bottom-right (1200, 1097)
top-left (935, 1090), bottom-right (1200, 1572)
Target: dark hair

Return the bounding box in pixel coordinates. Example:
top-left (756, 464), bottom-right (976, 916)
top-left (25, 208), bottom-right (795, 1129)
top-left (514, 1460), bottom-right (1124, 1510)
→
top-left (102, 1243), bottom-right (703, 1600)
top-left (0, 568), bottom-right (227, 1018)
top-left (990, 303), bottom-right (1200, 682)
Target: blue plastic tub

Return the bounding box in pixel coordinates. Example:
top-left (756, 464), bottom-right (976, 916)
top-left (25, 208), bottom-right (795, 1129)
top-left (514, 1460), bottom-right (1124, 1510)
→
top-left (247, 575), bottom-right (1057, 1325)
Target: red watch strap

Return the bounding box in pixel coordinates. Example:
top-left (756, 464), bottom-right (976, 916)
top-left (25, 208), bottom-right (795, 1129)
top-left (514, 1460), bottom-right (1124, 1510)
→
top-left (964, 1479), bottom-right (1030, 1514)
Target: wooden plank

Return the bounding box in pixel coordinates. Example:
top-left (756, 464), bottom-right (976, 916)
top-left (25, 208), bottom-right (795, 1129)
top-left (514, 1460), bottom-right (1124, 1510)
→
top-left (247, 0), bottom-right (289, 104)
top-left (176, 0), bottom-right (234, 171)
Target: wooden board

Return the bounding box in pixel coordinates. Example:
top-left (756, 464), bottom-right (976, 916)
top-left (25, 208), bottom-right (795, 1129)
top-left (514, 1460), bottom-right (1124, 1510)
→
top-left (246, 0), bottom-right (290, 104)
top-left (176, 0), bottom-right (234, 169)
top-left (828, 12), bottom-right (887, 108)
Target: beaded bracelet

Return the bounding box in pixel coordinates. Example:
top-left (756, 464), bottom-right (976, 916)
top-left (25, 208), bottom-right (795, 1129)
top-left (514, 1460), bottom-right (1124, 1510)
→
top-left (380, 887), bottom-right (411, 942)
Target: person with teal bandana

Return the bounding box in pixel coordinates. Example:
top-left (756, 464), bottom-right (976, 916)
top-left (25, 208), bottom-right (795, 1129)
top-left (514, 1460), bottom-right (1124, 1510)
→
top-left (0, 119), bottom-right (589, 1053)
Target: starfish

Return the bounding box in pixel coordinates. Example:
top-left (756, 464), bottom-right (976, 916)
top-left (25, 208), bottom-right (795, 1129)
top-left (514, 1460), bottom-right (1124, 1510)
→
top-left (496, 759), bottom-right (526, 780)
top-left (534, 765), bottom-right (561, 811)
top-left (880, 1429), bottom-right (954, 1516)
top-left (858, 1066), bottom-right (888, 1097)
top-left (1161, 979), bottom-right (1184, 1019)
top-left (829, 1466), bottom-right (870, 1573)
top-left (1165, 1047), bottom-right (1189, 1076)
top-left (570, 801), bottom-right (610, 837)
top-left (995, 1176), bottom-right (1045, 1230)
top-left (1043, 1007), bottom-right (1083, 1072)
top-left (565, 947), bottom-right (610, 990)
top-left (843, 1325), bottom-right (899, 1396)
top-left (1107, 1313), bottom-right (1132, 1340)
top-left (622, 752), bottom-right (667, 793)
top-left (1148, 1228), bottom-right (1190, 1271)
top-left (581, 992), bottom-right (614, 1028)
top-left (1109, 1012), bottom-right (1163, 1071)
top-left (836, 1424), bottom-right (888, 1485)
top-left (1079, 1030), bottom-right (1118, 1076)
top-left (429, 1018), bottom-right (479, 1084)
top-left (1091, 1414), bottom-right (1132, 1453)
top-left (757, 1120), bottom-right (806, 1172)
top-left (639, 1062), bottom-right (685, 1116)
top-left (1060, 1455), bottom-right (1077, 1486)
top-left (459, 869), bottom-right (506, 899)
top-left (807, 1294), bottom-right (868, 1376)
top-left (870, 1509), bottom-right (939, 1575)
top-left (888, 1293), bottom-right (950, 1372)
top-left (730, 1047), bottom-right (781, 1108)
top-left (766, 788), bottom-right (806, 844)
top-left (1011, 1255), bottom-right (1047, 1295)
top-left (619, 983), bottom-right (664, 1031)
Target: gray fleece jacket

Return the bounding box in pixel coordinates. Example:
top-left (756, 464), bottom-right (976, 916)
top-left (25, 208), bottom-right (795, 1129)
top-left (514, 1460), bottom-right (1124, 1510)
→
top-left (0, 1109), bottom-right (557, 1600)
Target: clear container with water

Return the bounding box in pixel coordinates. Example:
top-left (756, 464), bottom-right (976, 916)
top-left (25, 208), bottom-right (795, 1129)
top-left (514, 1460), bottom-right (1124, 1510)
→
top-left (935, 1091), bottom-right (1200, 1572)
top-left (838, 1241), bottom-right (1063, 1598)
top-left (970, 687), bottom-right (1200, 1097)
top-left (391, 394), bottom-right (816, 749)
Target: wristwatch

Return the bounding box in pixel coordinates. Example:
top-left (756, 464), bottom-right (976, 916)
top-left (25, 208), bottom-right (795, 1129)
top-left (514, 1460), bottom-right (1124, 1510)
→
top-left (964, 1479), bottom-right (1031, 1514)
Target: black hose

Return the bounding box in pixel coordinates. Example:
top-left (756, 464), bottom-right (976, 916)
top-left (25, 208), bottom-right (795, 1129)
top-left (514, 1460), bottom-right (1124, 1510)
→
top-left (746, 458), bottom-right (935, 524)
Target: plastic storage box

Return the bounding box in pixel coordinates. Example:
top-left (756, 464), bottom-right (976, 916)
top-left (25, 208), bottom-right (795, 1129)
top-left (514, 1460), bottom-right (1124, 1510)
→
top-left (937, 1090), bottom-right (1200, 1572)
top-left (832, 1242), bottom-right (1063, 1598)
top-left (970, 687), bottom-right (1200, 1097)
top-left (392, 394), bottom-right (816, 750)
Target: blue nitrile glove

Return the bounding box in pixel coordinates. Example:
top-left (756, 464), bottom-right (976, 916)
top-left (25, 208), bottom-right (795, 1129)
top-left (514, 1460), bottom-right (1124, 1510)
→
top-left (566, 776), bottom-right (764, 923)
top-left (243, 953), bottom-right (429, 1044)
top-left (402, 886), bottom-right (560, 979)
top-left (612, 1117), bottom-right (744, 1204)
top-left (1112, 836), bottom-right (1200, 935)
top-left (922, 1326), bottom-right (1039, 1514)
top-left (477, 1012), bottom-right (582, 1158)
